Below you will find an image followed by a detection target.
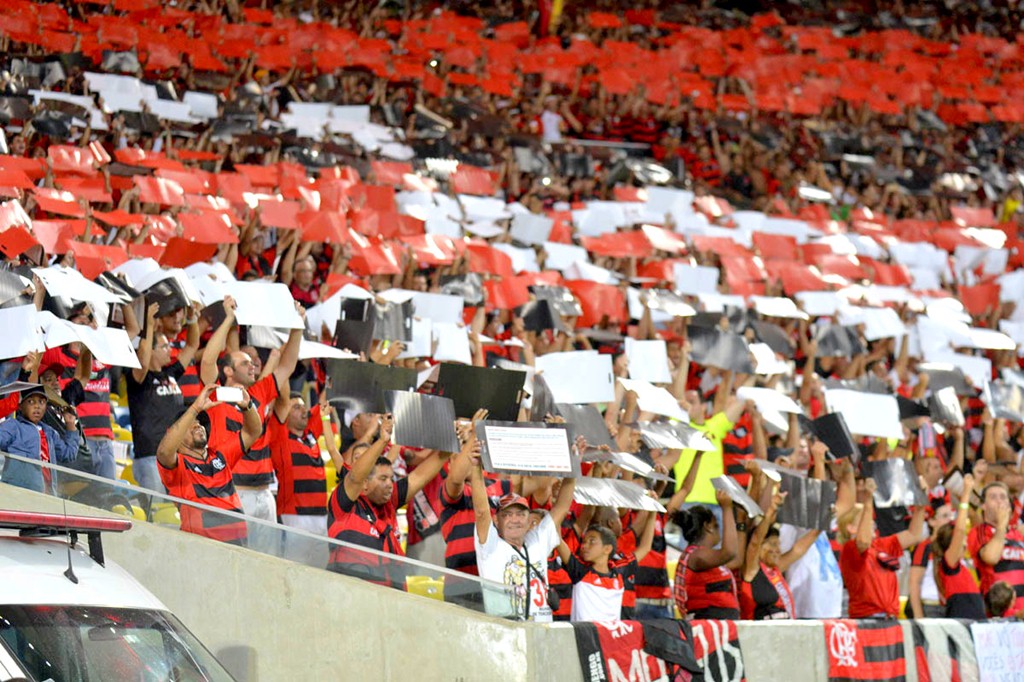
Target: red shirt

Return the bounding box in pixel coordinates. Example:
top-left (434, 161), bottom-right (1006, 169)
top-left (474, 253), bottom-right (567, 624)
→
top-left (841, 535), bottom-right (904, 618)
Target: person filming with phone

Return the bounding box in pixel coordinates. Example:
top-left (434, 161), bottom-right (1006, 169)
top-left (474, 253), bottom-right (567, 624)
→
top-left (155, 385), bottom-right (263, 545)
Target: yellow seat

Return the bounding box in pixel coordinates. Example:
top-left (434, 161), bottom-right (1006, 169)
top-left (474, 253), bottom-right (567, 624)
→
top-left (406, 576), bottom-right (444, 601)
top-left (110, 503), bottom-right (146, 521)
top-left (151, 502), bottom-right (181, 527)
top-left (119, 460), bottom-right (138, 486)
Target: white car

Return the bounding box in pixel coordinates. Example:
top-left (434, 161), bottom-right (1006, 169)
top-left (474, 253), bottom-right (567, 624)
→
top-left (0, 509), bottom-right (235, 681)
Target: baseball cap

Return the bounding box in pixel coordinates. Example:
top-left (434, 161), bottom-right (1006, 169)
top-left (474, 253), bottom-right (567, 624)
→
top-left (498, 494), bottom-right (530, 512)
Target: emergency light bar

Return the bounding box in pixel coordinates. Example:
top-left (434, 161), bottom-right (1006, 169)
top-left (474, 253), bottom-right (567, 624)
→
top-left (0, 510), bottom-right (132, 568)
top-left (0, 510), bottom-right (132, 534)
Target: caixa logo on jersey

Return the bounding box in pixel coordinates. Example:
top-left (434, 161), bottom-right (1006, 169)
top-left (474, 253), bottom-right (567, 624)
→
top-left (829, 621), bottom-right (858, 668)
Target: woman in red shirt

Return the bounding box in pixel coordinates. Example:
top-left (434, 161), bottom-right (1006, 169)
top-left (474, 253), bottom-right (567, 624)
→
top-left (932, 473), bottom-right (986, 619)
top-left (673, 490), bottom-right (740, 620)
top-left (739, 491), bottom-right (819, 620)
top-left (839, 478), bottom-right (926, 619)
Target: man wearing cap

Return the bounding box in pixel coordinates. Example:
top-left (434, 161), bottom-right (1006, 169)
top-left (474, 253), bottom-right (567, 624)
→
top-left (471, 463), bottom-right (576, 621)
top-left (0, 385), bottom-right (80, 493)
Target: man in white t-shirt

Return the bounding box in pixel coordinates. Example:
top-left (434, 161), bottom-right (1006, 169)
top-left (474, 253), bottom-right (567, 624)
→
top-left (471, 464), bottom-right (575, 621)
top-left (778, 523), bottom-right (844, 618)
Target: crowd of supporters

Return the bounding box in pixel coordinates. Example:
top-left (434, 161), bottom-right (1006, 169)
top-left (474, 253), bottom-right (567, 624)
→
top-left (3, 0), bottom-right (1024, 625)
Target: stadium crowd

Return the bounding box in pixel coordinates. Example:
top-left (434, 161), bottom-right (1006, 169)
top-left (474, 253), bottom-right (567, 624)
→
top-left (3, 0), bottom-right (1024, 624)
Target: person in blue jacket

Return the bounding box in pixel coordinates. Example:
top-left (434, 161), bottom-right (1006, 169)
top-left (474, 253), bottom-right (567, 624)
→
top-left (0, 385), bottom-right (80, 493)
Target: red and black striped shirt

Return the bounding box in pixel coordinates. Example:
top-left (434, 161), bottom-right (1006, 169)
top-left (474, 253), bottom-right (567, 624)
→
top-left (158, 440), bottom-right (247, 543)
top-left (42, 347), bottom-right (113, 440)
top-left (440, 476), bottom-right (511, 575)
top-left (269, 416), bottom-right (327, 517)
top-left (208, 374), bottom-right (280, 488)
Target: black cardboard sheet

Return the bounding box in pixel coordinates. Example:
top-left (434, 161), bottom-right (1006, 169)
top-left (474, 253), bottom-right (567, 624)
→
top-left (815, 324), bottom-right (864, 358)
top-left (385, 390), bottom-right (460, 453)
top-left (334, 318), bottom-right (376, 356)
top-left (918, 364), bottom-right (973, 396)
top-left (799, 412), bottom-right (858, 463)
top-left (555, 403), bottom-right (616, 450)
top-left (530, 285), bottom-right (583, 318)
top-left (637, 421), bottom-right (716, 452)
top-left (688, 326), bottom-right (754, 373)
top-left (325, 359), bottom-right (417, 414)
top-left (433, 364), bottom-right (526, 422)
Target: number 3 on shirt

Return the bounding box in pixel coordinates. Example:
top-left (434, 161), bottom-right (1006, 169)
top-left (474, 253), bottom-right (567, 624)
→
top-left (530, 577), bottom-right (546, 607)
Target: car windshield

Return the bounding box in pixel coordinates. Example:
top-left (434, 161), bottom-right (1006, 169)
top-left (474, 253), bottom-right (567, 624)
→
top-left (0, 605), bottom-right (235, 682)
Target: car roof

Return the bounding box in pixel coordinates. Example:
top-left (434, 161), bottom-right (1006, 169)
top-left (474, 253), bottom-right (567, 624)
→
top-left (0, 533), bottom-right (166, 610)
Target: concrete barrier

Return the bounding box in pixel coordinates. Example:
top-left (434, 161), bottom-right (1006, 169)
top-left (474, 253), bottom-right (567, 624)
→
top-left (736, 620), bottom-right (829, 682)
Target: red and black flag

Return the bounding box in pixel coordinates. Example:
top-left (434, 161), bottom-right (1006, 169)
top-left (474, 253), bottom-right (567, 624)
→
top-left (911, 621), bottom-right (968, 682)
top-left (690, 620), bottom-right (746, 682)
top-left (824, 620), bottom-right (906, 682)
top-left (573, 620), bottom-right (669, 682)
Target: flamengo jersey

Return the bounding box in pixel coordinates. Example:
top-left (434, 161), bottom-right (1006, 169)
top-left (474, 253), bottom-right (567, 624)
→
top-left (43, 347), bottom-right (113, 440)
top-left (208, 374), bottom-right (279, 487)
top-left (565, 554), bottom-right (626, 622)
top-left (674, 545), bottom-right (739, 619)
top-left (440, 476), bottom-right (511, 575)
top-left (327, 478), bottom-right (409, 585)
top-left (270, 425), bottom-right (327, 517)
top-left (158, 441), bottom-right (247, 543)
top-left (968, 522), bottom-right (1024, 614)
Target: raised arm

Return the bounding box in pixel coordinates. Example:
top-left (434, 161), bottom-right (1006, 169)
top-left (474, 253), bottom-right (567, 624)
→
top-left (634, 504), bottom-right (659, 562)
top-left (945, 474), bottom-right (975, 568)
top-left (548, 475), bottom-right (576, 528)
top-left (855, 479), bottom-right (877, 553)
top-left (896, 498), bottom-right (927, 550)
top-left (342, 415), bottom-right (392, 502)
top-left (318, 390), bottom-right (345, 472)
top-left (239, 388), bottom-right (263, 451)
top-left (177, 304), bottom-right (201, 368)
top-left (444, 409), bottom-right (488, 501)
top-left (688, 491), bottom-right (738, 571)
top-left (156, 385), bottom-right (217, 468)
top-left (200, 296), bottom-right (237, 385)
top-left (273, 306), bottom-right (305, 389)
top-left (743, 491), bottom-right (784, 581)
top-left (666, 450), bottom-right (704, 516)
top-left (470, 463), bottom-right (493, 544)
top-left (132, 303), bottom-right (159, 383)
top-left (778, 528), bottom-right (821, 573)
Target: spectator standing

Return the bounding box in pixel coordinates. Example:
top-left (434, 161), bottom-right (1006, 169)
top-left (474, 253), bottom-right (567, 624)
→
top-left (126, 303), bottom-right (198, 493)
top-left (969, 481), bottom-right (1024, 615)
top-left (155, 385), bottom-right (260, 544)
top-left (0, 385), bottom-right (79, 493)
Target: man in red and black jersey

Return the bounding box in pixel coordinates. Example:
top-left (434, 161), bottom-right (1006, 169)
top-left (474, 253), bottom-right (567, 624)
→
top-left (200, 297), bottom-right (304, 551)
top-left (326, 414), bottom-right (454, 584)
top-left (269, 390), bottom-right (344, 564)
top-left (40, 300), bottom-right (141, 480)
top-left (437, 410), bottom-right (513, 575)
top-left (155, 385), bottom-right (262, 545)
top-left (969, 481), bottom-right (1024, 614)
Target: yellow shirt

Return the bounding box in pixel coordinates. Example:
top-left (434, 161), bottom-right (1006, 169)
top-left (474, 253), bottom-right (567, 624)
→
top-left (672, 412), bottom-right (734, 505)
